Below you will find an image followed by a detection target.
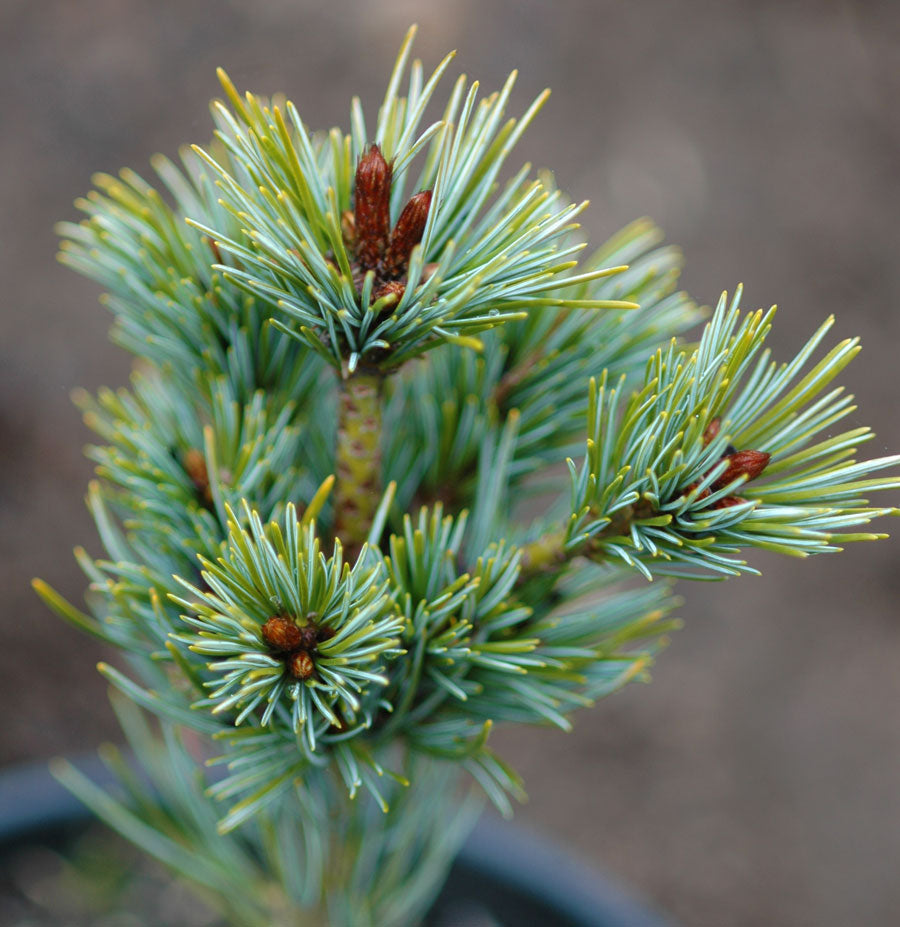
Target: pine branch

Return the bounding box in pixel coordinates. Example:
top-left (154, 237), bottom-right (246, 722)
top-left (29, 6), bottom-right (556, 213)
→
top-left (184, 33), bottom-right (607, 372)
top-left (334, 370), bottom-right (385, 557)
top-left (530, 288), bottom-right (899, 582)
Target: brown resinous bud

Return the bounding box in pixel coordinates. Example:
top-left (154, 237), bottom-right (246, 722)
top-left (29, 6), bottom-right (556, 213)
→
top-left (288, 650), bottom-right (315, 680)
top-left (710, 449), bottom-right (771, 491)
top-left (261, 615), bottom-right (304, 652)
top-left (261, 615), bottom-right (336, 681)
top-left (383, 190), bottom-right (432, 277)
top-left (682, 443), bottom-right (771, 508)
top-left (182, 448), bottom-right (212, 504)
top-left (354, 145), bottom-right (392, 271)
top-left (702, 418), bottom-right (721, 446)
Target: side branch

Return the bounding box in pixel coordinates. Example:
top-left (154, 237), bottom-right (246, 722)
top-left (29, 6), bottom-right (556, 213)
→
top-left (517, 527), bottom-right (570, 577)
top-left (517, 501), bottom-right (652, 583)
top-left (334, 371), bottom-right (384, 558)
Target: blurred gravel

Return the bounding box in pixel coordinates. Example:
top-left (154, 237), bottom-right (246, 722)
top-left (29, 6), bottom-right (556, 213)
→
top-left (1, 2), bottom-right (898, 925)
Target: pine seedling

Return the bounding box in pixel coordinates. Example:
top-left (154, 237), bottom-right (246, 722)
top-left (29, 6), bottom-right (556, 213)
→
top-left (37, 25), bottom-right (898, 927)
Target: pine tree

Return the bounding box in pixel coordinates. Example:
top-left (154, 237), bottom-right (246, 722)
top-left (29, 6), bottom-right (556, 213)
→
top-left (35, 26), bottom-right (899, 927)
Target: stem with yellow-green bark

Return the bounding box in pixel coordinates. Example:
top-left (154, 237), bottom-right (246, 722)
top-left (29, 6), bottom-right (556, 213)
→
top-left (333, 371), bottom-right (384, 559)
top-left (517, 500), bottom-right (654, 584)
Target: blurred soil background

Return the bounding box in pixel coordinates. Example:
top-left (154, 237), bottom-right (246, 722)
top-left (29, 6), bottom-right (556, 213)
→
top-left (1, 1), bottom-right (898, 925)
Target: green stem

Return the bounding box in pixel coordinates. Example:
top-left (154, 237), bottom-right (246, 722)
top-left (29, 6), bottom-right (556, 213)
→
top-left (517, 527), bottom-right (570, 576)
top-left (333, 371), bottom-right (384, 558)
top-left (517, 500), bottom-right (652, 583)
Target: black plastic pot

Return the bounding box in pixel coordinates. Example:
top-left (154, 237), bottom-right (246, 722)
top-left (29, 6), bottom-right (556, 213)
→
top-left (0, 759), bottom-right (672, 927)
